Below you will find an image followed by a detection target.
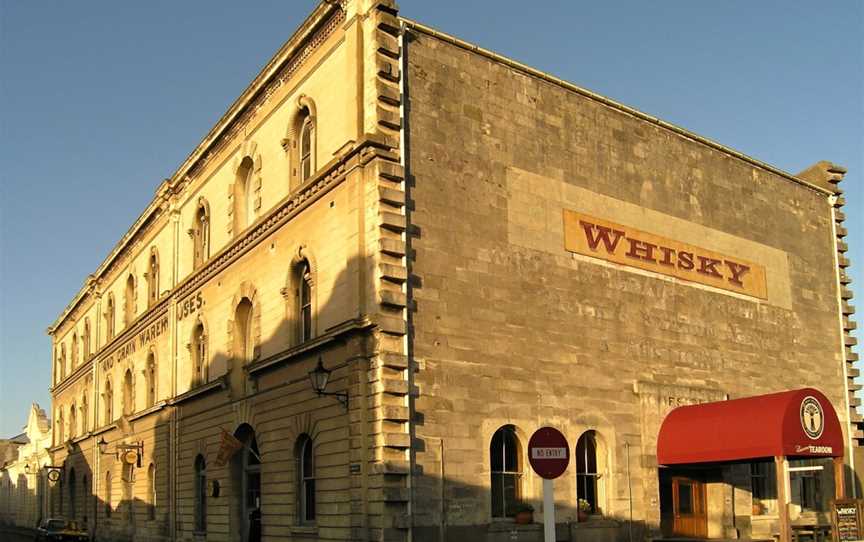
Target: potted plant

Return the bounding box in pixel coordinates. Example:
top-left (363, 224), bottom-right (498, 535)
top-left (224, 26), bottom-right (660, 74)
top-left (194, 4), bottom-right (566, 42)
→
top-left (578, 499), bottom-right (592, 522)
top-left (514, 503), bottom-right (534, 524)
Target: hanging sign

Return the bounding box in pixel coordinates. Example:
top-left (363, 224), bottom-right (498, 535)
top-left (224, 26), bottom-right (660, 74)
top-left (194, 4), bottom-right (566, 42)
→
top-left (215, 428), bottom-right (244, 467)
top-left (528, 427), bottom-right (570, 480)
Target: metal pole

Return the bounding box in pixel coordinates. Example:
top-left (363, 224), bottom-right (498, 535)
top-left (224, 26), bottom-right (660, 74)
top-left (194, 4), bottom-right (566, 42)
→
top-left (544, 478), bottom-right (555, 542)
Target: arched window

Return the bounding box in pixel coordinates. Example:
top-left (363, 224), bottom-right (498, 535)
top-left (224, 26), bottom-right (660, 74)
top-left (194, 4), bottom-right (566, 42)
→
top-left (297, 259), bottom-right (313, 343)
top-left (69, 402), bottom-right (77, 439)
top-left (230, 298), bottom-right (254, 396)
top-left (193, 200), bottom-right (210, 269)
top-left (56, 408), bottom-right (65, 444)
top-left (148, 463), bottom-right (156, 520)
top-left (83, 318), bottom-right (91, 360)
top-left (105, 294), bottom-right (116, 340)
top-left (124, 274), bottom-right (135, 326)
top-left (55, 354), bottom-right (62, 385)
top-left (71, 333), bottom-right (78, 368)
top-left (233, 425), bottom-right (261, 540)
top-left (122, 462), bottom-right (134, 522)
top-left (194, 455), bottom-right (206, 532)
top-left (60, 344), bottom-right (67, 380)
top-left (68, 468), bottom-right (77, 520)
top-left (236, 299), bottom-right (254, 359)
top-left (575, 430), bottom-right (603, 515)
top-left (490, 425), bottom-right (522, 518)
top-left (103, 379), bottom-right (113, 425)
top-left (82, 474), bottom-right (90, 525)
top-left (81, 395), bottom-right (88, 434)
top-left (147, 249), bottom-right (159, 307)
top-left (297, 434), bottom-right (315, 523)
top-left (234, 156), bottom-right (254, 234)
top-left (123, 369), bottom-right (134, 416)
top-left (299, 112), bottom-right (314, 182)
top-left (192, 322), bottom-right (207, 386)
top-left (145, 352), bottom-right (157, 407)
top-left (105, 470), bottom-right (112, 518)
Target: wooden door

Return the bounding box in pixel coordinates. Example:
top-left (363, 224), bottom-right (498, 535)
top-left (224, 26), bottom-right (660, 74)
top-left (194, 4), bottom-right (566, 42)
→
top-left (672, 477), bottom-right (707, 538)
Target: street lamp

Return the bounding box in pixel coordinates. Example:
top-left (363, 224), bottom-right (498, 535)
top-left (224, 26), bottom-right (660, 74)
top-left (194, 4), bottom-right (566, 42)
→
top-left (97, 436), bottom-right (111, 456)
top-left (308, 355), bottom-right (348, 409)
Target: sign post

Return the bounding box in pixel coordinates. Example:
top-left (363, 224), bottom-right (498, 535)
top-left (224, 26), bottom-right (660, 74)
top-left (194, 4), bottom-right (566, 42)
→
top-left (528, 427), bottom-right (570, 542)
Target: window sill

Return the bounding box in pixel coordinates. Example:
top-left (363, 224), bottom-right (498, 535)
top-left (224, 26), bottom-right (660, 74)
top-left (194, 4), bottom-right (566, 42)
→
top-left (290, 525), bottom-right (318, 535)
top-left (488, 521), bottom-right (541, 532)
top-left (572, 517), bottom-right (617, 528)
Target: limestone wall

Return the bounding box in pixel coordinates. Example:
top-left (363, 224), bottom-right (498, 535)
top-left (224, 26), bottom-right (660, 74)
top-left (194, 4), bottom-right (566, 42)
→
top-left (404, 24), bottom-right (847, 541)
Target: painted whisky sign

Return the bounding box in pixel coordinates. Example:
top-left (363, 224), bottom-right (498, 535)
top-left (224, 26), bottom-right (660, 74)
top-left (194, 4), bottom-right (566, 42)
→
top-left (563, 210), bottom-right (768, 299)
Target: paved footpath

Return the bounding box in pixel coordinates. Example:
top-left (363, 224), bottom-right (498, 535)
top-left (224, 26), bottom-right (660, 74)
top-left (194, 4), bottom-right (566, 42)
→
top-left (0, 528), bottom-right (36, 541)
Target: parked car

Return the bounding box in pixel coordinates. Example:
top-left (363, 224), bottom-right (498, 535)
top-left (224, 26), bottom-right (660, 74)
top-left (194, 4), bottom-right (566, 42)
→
top-left (34, 518), bottom-right (89, 541)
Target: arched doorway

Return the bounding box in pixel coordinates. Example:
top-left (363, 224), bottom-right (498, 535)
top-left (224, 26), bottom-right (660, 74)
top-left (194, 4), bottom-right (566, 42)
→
top-left (232, 424), bottom-right (261, 542)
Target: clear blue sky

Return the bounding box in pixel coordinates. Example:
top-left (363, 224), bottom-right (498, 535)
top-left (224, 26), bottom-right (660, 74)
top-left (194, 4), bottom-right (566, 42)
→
top-left (1, 1), bottom-right (861, 437)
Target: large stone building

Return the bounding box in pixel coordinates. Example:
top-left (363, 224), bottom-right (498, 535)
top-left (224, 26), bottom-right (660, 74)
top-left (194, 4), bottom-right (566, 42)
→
top-left (39, 1), bottom-right (858, 541)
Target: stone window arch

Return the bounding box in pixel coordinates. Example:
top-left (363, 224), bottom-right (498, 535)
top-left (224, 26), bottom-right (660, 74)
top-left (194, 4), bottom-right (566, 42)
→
top-left (147, 463), bottom-right (156, 520)
top-left (122, 368), bottom-right (134, 416)
top-left (145, 349), bottom-right (157, 408)
top-left (490, 424), bottom-right (523, 518)
top-left (191, 197), bottom-right (211, 269)
top-left (228, 142), bottom-right (262, 238)
top-left (124, 273), bottom-right (137, 327)
top-left (146, 247), bottom-right (160, 307)
top-left (56, 407), bottom-right (65, 444)
top-left (105, 469), bottom-right (112, 518)
top-left (575, 430), bottom-right (608, 516)
top-left (227, 282), bottom-right (261, 397)
top-left (68, 467), bottom-right (77, 519)
top-left (190, 317), bottom-right (209, 387)
top-left (282, 246), bottom-right (318, 346)
top-left (296, 434), bottom-right (315, 524)
top-left (83, 318), bottom-right (91, 360)
top-left (80, 394), bottom-right (88, 434)
top-left (60, 344), bottom-right (67, 381)
top-left (71, 332), bottom-right (78, 368)
top-left (69, 401), bottom-right (77, 439)
top-left (284, 95), bottom-right (317, 190)
top-left (103, 378), bottom-right (113, 425)
top-left (105, 293), bottom-right (116, 340)
top-left (194, 455), bottom-right (207, 532)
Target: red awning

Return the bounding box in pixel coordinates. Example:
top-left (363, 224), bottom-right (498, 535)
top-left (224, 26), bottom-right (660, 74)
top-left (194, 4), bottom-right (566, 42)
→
top-left (657, 388), bottom-right (844, 465)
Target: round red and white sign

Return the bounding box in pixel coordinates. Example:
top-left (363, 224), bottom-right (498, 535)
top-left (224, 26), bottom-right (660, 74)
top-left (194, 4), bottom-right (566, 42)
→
top-left (528, 426), bottom-right (570, 479)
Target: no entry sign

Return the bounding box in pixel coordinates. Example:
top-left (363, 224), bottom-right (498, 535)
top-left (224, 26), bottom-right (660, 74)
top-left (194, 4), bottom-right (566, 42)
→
top-left (528, 426), bottom-right (570, 479)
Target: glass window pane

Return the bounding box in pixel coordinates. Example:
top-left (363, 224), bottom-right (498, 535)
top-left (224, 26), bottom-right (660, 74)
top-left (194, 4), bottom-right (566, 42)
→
top-left (679, 483), bottom-right (693, 515)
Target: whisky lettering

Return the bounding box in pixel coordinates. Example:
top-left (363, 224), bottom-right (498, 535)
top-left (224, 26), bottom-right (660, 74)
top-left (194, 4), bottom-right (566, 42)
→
top-left (564, 210), bottom-right (767, 299)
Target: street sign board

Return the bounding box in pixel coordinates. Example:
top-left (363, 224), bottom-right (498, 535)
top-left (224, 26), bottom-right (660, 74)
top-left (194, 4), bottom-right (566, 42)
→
top-left (528, 426), bottom-right (570, 479)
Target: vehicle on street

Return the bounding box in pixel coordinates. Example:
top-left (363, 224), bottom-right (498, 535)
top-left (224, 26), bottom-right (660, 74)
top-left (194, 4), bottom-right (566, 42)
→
top-left (34, 518), bottom-right (89, 541)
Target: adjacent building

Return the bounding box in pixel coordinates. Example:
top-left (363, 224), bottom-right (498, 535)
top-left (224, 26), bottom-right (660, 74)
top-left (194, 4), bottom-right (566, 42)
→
top-left (0, 404), bottom-right (54, 529)
top-left (40, 1), bottom-right (858, 541)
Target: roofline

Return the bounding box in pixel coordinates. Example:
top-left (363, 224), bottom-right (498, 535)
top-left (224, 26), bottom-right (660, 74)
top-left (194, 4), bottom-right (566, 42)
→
top-left (48, 1), bottom-right (340, 334)
top-left (400, 18), bottom-right (834, 198)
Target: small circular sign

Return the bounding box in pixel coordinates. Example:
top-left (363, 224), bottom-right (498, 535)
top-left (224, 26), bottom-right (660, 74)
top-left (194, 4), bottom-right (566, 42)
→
top-left (528, 426), bottom-right (570, 480)
top-left (47, 470), bottom-right (60, 483)
top-left (800, 396), bottom-right (825, 440)
top-left (122, 450), bottom-right (139, 465)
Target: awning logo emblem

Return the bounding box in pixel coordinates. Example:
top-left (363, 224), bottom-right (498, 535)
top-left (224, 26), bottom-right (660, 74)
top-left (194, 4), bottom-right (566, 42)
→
top-left (800, 396), bottom-right (824, 440)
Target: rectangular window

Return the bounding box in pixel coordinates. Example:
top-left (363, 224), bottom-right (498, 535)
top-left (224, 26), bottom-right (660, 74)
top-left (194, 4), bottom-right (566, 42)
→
top-left (751, 462), bottom-right (777, 515)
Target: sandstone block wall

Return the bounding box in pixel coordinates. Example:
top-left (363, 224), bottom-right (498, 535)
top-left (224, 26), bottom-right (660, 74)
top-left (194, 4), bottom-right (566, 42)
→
top-left (404, 25), bottom-right (848, 540)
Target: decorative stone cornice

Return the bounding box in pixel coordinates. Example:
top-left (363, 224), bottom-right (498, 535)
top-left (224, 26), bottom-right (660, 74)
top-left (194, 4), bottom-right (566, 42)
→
top-left (47, 3), bottom-right (346, 337)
